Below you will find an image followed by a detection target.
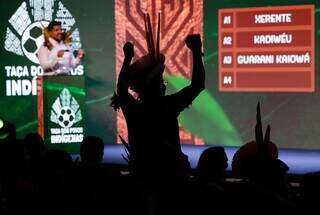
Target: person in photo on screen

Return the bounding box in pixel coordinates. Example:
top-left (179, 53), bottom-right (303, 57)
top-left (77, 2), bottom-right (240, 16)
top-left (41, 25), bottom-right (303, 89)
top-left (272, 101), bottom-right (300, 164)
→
top-left (111, 14), bottom-right (205, 182)
top-left (37, 21), bottom-right (85, 76)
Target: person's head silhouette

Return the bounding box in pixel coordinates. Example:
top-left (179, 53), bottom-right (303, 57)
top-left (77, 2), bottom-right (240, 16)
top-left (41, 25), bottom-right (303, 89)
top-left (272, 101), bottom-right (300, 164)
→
top-left (126, 13), bottom-right (166, 100)
top-left (196, 146), bottom-right (228, 183)
top-left (24, 132), bottom-right (45, 160)
top-left (80, 136), bottom-right (104, 164)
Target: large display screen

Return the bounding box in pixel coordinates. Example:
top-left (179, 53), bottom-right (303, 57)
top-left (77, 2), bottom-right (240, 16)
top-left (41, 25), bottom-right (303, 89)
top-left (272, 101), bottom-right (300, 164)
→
top-left (219, 5), bottom-right (314, 92)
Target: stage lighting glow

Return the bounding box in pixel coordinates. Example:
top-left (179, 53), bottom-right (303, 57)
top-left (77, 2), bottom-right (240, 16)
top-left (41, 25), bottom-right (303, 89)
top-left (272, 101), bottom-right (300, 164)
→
top-left (0, 119), bottom-right (4, 129)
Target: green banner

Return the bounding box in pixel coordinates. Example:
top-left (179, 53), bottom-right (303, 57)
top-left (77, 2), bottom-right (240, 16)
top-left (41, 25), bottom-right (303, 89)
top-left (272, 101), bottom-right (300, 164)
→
top-left (42, 76), bottom-right (85, 153)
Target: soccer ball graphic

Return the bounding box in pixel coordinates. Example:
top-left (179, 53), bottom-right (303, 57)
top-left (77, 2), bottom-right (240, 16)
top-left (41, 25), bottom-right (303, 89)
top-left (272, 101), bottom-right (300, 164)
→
top-left (21, 21), bottom-right (49, 64)
top-left (51, 88), bottom-right (82, 128)
top-left (57, 106), bottom-right (76, 128)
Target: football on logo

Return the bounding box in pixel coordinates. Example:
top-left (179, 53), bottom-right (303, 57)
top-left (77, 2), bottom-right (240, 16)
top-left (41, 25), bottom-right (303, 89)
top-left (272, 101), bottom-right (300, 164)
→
top-left (50, 88), bottom-right (82, 128)
top-left (21, 21), bottom-right (49, 64)
top-left (58, 106), bottom-right (76, 128)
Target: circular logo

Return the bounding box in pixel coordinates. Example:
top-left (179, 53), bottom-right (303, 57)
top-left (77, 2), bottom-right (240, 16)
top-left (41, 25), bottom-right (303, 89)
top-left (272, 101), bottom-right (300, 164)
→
top-left (57, 106), bottom-right (76, 128)
top-left (21, 21), bottom-right (49, 64)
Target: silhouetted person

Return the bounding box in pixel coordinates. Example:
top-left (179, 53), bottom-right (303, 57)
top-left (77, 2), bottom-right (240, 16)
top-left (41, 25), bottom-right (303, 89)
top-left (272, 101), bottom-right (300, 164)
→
top-left (195, 146), bottom-right (228, 184)
top-left (0, 138), bottom-right (30, 215)
top-left (24, 133), bottom-right (45, 161)
top-left (228, 103), bottom-right (294, 215)
top-left (23, 132), bottom-right (46, 205)
top-left (77, 136), bottom-right (130, 215)
top-left (80, 136), bottom-right (104, 164)
top-left (301, 172), bottom-right (320, 214)
top-left (112, 31), bottom-right (205, 181)
top-left (38, 149), bottom-right (74, 214)
top-left (191, 146), bottom-right (228, 215)
top-left (112, 15), bottom-right (205, 215)
top-left (231, 140), bottom-right (278, 179)
top-left (76, 137), bottom-right (106, 215)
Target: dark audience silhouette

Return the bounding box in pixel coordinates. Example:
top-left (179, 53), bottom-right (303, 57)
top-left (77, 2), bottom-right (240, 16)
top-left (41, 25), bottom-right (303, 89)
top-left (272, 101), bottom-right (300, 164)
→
top-left (0, 103), bottom-right (311, 215)
top-left (0, 12), bottom-right (314, 215)
top-left (80, 136), bottom-right (104, 164)
top-left (195, 146), bottom-right (228, 184)
top-left (227, 103), bottom-right (297, 215)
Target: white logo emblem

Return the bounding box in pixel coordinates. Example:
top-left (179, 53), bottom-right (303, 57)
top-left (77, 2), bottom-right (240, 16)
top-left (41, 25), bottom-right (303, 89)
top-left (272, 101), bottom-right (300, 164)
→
top-left (50, 88), bottom-right (82, 128)
top-left (4, 0), bottom-right (82, 64)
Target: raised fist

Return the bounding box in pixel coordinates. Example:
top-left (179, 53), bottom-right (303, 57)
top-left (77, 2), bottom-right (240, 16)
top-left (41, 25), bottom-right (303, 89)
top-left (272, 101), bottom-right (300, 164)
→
top-left (185, 34), bottom-right (202, 54)
top-left (123, 42), bottom-right (134, 59)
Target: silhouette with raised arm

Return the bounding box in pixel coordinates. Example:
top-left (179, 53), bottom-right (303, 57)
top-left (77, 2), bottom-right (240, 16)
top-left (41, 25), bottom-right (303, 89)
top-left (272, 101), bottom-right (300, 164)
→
top-left (111, 13), bottom-right (205, 181)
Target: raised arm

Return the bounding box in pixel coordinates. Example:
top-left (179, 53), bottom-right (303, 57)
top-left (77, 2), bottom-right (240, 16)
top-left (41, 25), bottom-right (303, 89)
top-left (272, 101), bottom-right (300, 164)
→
top-left (117, 42), bottom-right (134, 97)
top-left (111, 42), bottom-right (136, 111)
top-left (167, 34), bottom-right (205, 115)
top-left (186, 34), bottom-right (205, 93)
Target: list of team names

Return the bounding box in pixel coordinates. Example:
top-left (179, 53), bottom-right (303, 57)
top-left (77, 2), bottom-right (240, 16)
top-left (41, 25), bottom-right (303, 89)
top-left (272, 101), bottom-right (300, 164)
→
top-left (218, 5), bottom-right (314, 92)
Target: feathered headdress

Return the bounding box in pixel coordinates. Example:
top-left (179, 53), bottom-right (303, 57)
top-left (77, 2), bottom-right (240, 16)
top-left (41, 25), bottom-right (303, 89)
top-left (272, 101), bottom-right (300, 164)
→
top-left (111, 13), bottom-right (164, 110)
top-left (127, 13), bottom-right (165, 91)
